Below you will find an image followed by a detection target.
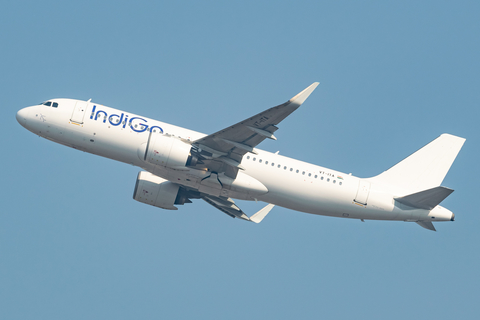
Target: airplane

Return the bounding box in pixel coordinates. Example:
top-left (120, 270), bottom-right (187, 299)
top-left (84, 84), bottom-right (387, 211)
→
top-left (16, 83), bottom-right (465, 231)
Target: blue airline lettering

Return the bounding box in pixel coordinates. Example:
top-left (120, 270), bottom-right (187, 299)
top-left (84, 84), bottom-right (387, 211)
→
top-left (90, 105), bottom-right (163, 133)
top-left (95, 110), bottom-right (107, 122)
top-left (109, 113), bottom-right (123, 126)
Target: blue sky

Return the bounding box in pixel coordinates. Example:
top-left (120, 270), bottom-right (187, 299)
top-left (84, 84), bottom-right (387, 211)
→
top-left (2, 1), bottom-right (479, 319)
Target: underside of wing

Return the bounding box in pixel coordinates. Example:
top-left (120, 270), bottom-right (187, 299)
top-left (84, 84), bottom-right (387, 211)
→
top-left (190, 82), bottom-right (319, 178)
top-left (133, 171), bottom-right (273, 223)
top-left (202, 195), bottom-right (250, 220)
top-left (202, 195), bottom-right (275, 223)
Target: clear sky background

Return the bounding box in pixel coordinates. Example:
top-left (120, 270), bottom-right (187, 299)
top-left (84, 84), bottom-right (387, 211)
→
top-left (1, 1), bottom-right (479, 319)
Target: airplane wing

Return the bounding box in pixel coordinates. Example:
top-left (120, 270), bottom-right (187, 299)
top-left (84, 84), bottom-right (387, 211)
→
top-left (190, 82), bottom-right (319, 178)
top-left (202, 195), bottom-right (275, 223)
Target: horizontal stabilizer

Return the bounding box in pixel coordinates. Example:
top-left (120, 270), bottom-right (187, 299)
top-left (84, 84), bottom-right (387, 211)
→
top-left (250, 203), bottom-right (275, 223)
top-left (395, 186), bottom-right (453, 210)
top-left (416, 221), bottom-right (436, 231)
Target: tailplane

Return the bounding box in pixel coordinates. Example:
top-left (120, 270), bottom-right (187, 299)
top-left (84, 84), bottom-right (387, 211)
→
top-left (371, 134), bottom-right (465, 194)
top-left (395, 186), bottom-right (454, 210)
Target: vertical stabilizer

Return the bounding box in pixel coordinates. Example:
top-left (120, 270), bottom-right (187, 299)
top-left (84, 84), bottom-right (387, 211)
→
top-left (371, 134), bottom-right (465, 194)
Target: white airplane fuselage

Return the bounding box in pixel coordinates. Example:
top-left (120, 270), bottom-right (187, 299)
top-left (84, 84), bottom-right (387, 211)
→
top-left (16, 97), bottom-right (460, 228)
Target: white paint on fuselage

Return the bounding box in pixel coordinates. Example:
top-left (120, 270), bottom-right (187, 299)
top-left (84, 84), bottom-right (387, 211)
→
top-left (16, 98), bottom-right (455, 223)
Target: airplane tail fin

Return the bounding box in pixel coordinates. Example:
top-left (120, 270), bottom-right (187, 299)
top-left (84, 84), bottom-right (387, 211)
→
top-left (370, 134), bottom-right (465, 194)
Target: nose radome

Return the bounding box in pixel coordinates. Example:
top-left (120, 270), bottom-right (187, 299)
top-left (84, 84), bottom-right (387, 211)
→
top-left (16, 108), bottom-right (28, 127)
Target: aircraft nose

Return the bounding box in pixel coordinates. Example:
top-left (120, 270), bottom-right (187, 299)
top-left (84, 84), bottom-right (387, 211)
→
top-left (451, 213), bottom-right (455, 221)
top-left (16, 108), bottom-right (28, 127)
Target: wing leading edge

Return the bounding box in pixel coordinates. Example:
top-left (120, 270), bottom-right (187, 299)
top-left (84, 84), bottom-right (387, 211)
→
top-left (190, 82), bottom-right (319, 178)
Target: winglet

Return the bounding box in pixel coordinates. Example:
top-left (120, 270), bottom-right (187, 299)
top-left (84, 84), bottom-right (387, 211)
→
top-left (250, 203), bottom-right (275, 223)
top-left (289, 82), bottom-right (319, 106)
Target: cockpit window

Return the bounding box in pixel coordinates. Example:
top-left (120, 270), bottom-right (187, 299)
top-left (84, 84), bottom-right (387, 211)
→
top-left (40, 101), bottom-right (58, 108)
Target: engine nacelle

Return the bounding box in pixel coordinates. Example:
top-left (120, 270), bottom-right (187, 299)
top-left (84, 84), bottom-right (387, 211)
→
top-left (144, 133), bottom-right (197, 168)
top-left (133, 171), bottom-right (190, 210)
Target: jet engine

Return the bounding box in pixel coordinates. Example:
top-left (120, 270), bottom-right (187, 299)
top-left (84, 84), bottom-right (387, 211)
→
top-left (144, 133), bottom-right (198, 169)
top-left (133, 171), bottom-right (193, 210)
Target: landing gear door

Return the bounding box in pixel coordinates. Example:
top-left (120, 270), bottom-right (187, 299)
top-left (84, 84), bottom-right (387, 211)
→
top-left (70, 100), bottom-right (89, 124)
top-left (354, 180), bottom-right (371, 205)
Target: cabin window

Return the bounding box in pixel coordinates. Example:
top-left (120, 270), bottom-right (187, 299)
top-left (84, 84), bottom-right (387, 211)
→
top-left (339, 182), bottom-right (343, 185)
top-left (321, 177), bottom-right (324, 180)
top-left (259, 159), bottom-right (262, 163)
top-left (247, 156), bottom-right (250, 159)
top-left (296, 169), bottom-right (299, 173)
top-left (253, 158), bottom-right (256, 161)
top-left (265, 161), bottom-right (268, 165)
top-left (308, 173), bottom-right (311, 177)
top-left (333, 180), bottom-right (336, 184)
top-left (284, 166), bottom-right (287, 170)
top-left (314, 175), bottom-right (317, 178)
top-left (290, 168), bottom-right (293, 172)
